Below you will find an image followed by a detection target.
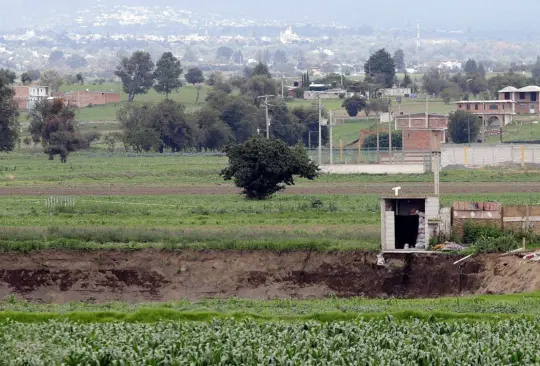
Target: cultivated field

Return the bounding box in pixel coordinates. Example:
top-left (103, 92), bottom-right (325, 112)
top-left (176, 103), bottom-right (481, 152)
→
top-left (3, 148), bottom-right (540, 363)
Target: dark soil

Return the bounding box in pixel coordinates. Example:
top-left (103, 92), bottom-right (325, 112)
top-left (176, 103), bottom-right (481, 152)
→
top-left (0, 250), bottom-right (535, 303)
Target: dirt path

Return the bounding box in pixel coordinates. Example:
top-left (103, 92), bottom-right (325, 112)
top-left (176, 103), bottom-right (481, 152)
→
top-left (0, 250), bottom-right (537, 303)
top-left (1, 182), bottom-right (539, 196)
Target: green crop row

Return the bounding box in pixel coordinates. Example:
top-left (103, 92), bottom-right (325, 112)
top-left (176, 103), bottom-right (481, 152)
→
top-left (1, 318), bottom-right (538, 365)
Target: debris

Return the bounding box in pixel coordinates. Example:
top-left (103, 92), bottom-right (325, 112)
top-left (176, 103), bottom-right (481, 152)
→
top-left (376, 253), bottom-right (386, 267)
top-left (523, 252), bottom-right (540, 262)
top-left (434, 242), bottom-right (466, 251)
top-left (453, 254), bottom-right (474, 266)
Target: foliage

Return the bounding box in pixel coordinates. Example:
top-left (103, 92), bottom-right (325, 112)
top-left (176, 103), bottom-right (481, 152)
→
top-left (464, 59), bottom-right (478, 74)
top-left (117, 99), bottom-right (197, 153)
top-left (49, 50), bottom-right (64, 63)
top-left (216, 94), bottom-right (262, 142)
top-left (487, 71), bottom-right (533, 97)
top-left (362, 132), bottom-right (402, 149)
top-left (185, 67), bottom-right (205, 103)
top-left (0, 69), bottom-right (16, 84)
top-left (28, 99), bottom-right (82, 162)
top-left (290, 105), bottom-right (329, 146)
top-left (365, 98), bottom-right (391, 117)
top-left (0, 74), bottom-right (19, 152)
top-left (192, 108), bottom-right (233, 150)
top-left (216, 46), bottom-right (234, 62)
top-left (393, 49), bottom-right (405, 72)
top-left (448, 110), bottom-right (480, 144)
top-left (221, 137), bottom-right (319, 199)
top-left (301, 71), bottom-right (310, 87)
top-left (65, 55), bottom-right (88, 69)
top-left (233, 50), bottom-right (244, 65)
top-left (273, 49), bottom-right (288, 65)
top-left (463, 221), bottom-right (504, 244)
top-left (533, 57), bottom-right (540, 83)
top-left (267, 100), bottom-right (305, 145)
top-left (342, 94), bottom-right (366, 117)
top-left (241, 75), bottom-right (277, 105)
top-left (3, 318), bottom-right (540, 364)
top-left (75, 73), bottom-right (84, 85)
top-left (39, 70), bottom-right (63, 92)
top-left (153, 52), bottom-right (183, 99)
top-left (422, 68), bottom-right (451, 97)
top-left (251, 62), bottom-right (272, 78)
top-left (364, 49), bottom-right (396, 88)
top-left (103, 132), bottom-right (123, 153)
top-left (441, 84), bottom-right (462, 104)
top-left (115, 51), bottom-right (155, 102)
top-left (20, 72), bottom-right (32, 85)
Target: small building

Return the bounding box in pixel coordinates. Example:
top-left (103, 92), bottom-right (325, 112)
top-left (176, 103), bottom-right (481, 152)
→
top-left (455, 99), bottom-right (515, 127)
top-left (304, 89), bottom-right (349, 100)
top-left (13, 85), bottom-right (51, 110)
top-left (499, 85), bottom-right (540, 114)
top-left (394, 113), bottom-right (448, 151)
top-left (54, 90), bottom-right (121, 108)
top-left (381, 195), bottom-right (443, 251)
top-left (377, 87), bottom-right (412, 97)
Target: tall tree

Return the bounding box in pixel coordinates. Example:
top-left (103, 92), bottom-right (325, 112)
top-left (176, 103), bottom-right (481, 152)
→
top-left (21, 72), bottom-right (32, 85)
top-left (221, 137), bottom-right (318, 200)
top-left (115, 51), bottom-right (155, 102)
top-left (26, 70), bottom-right (41, 83)
top-left (478, 63), bottom-right (486, 79)
top-left (192, 108), bottom-right (233, 150)
top-left (273, 49), bottom-right (288, 65)
top-left (532, 57), bottom-right (540, 83)
top-left (233, 50), bottom-right (244, 65)
top-left (364, 49), bottom-right (396, 88)
top-left (448, 110), bottom-right (480, 144)
top-left (153, 52), bottom-right (183, 99)
top-left (40, 70), bottom-right (63, 92)
top-left (49, 50), bottom-right (64, 63)
top-left (185, 67), bottom-right (205, 103)
top-left (0, 69), bottom-right (16, 84)
top-left (28, 99), bottom-right (82, 162)
top-left (241, 75), bottom-right (278, 105)
top-left (183, 48), bottom-right (198, 63)
top-left (216, 46), bottom-right (234, 62)
top-left (251, 62), bottom-right (272, 78)
top-left (464, 59), bottom-right (478, 74)
top-left (342, 95), bottom-right (367, 117)
top-left (75, 73), bottom-right (84, 85)
top-left (393, 49), bottom-right (405, 72)
top-left (0, 74), bottom-right (19, 152)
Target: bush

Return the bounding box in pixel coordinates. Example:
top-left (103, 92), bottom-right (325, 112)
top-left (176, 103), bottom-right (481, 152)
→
top-left (462, 221), bottom-right (502, 244)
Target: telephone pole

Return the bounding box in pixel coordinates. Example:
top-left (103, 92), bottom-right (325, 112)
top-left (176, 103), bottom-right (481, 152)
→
top-left (258, 95), bottom-right (274, 139)
top-left (318, 93), bottom-right (323, 165)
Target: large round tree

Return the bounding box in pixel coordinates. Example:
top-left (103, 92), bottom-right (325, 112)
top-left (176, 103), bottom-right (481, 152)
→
top-left (448, 110), bottom-right (481, 144)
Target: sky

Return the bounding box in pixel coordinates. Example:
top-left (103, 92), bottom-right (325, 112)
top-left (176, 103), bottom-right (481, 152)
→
top-left (2, 0), bottom-right (540, 33)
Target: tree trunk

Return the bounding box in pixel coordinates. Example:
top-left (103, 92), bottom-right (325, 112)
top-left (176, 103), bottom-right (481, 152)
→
top-left (196, 87), bottom-right (200, 104)
top-left (128, 93), bottom-right (135, 102)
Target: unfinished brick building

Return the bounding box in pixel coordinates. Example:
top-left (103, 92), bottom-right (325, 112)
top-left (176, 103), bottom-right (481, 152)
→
top-left (394, 113), bottom-right (448, 151)
top-left (54, 90), bottom-right (121, 108)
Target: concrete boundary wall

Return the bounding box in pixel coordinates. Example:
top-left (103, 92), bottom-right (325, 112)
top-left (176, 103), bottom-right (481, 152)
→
top-left (319, 164), bottom-right (425, 175)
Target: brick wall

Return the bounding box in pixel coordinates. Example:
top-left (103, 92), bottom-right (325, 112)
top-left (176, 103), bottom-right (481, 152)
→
top-left (13, 86), bottom-right (29, 110)
top-left (56, 91), bottom-right (121, 108)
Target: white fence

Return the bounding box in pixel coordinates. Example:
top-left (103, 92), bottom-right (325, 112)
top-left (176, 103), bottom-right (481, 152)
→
top-left (441, 144), bottom-right (540, 167)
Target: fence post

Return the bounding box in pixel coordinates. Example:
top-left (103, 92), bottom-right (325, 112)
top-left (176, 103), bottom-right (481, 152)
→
top-left (340, 140), bottom-right (343, 163)
top-left (464, 146), bottom-right (468, 166)
top-left (522, 145), bottom-right (525, 168)
top-left (492, 145), bottom-right (495, 166)
top-left (511, 144), bottom-right (515, 163)
top-left (357, 140), bottom-right (361, 164)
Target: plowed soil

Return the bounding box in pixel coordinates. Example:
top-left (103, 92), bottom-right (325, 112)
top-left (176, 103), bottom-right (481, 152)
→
top-left (1, 182), bottom-right (539, 196)
top-left (0, 250), bottom-right (537, 303)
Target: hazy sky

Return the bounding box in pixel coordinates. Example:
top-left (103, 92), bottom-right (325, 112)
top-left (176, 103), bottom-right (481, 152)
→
top-left (3, 0), bottom-right (540, 33)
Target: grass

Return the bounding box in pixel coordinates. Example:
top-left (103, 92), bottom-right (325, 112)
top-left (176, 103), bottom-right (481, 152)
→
top-left (485, 121), bottom-right (540, 143)
top-left (3, 292), bottom-right (540, 321)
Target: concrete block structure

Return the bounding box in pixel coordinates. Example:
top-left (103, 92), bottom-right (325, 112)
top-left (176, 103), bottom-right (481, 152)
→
top-left (499, 85), bottom-right (540, 114)
top-left (455, 99), bottom-right (515, 127)
top-left (13, 85), bottom-right (51, 110)
top-left (394, 113), bottom-right (448, 151)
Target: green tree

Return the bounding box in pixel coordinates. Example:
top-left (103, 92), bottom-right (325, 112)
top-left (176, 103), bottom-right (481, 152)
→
top-left (28, 99), bottom-right (82, 162)
top-left (75, 73), bottom-right (84, 85)
top-left (290, 105), bottom-right (329, 147)
top-left (49, 50), bottom-right (64, 63)
top-left (183, 48), bottom-right (198, 63)
top-left (0, 75), bottom-right (19, 152)
top-left (441, 85), bottom-right (462, 105)
top-left (362, 132), bottom-right (402, 149)
top-left (192, 108), bottom-right (233, 150)
top-left (267, 100), bottom-right (305, 145)
top-left (153, 52), bottom-right (183, 99)
top-left (393, 49), bottom-right (405, 72)
top-left (422, 68), bottom-right (450, 97)
top-left (273, 49), bottom-right (288, 65)
top-left (448, 110), bottom-right (480, 144)
top-left (0, 69), bottom-right (16, 84)
top-left (478, 63), bottom-right (486, 79)
top-left (21, 72), bottom-right (33, 85)
top-left (464, 59), bottom-right (478, 74)
top-left (364, 49), bottom-right (396, 88)
top-left (117, 104), bottom-right (159, 152)
top-left (241, 75), bottom-right (278, 105)
top-left (216, 46), bottom-right (234, 62)
top-left (115, 51), bottom-right (155, 102)
top-left (65, 55), bottom-right (88, 69)
top-left (185, 67), bottom-right (205, 103)
top-left (40, 70), bottom-right (64, 92)
top-left (221, 137), bottom-right (319, 199)
top-left (402, 71), bottom-right (412, 88)
top-left (26, 70), bottom-right (41, 83)
top-left (233, 50), bottom-right (244, 65)
top-left (251, 62), bottom-right (272, 78)
top-left (342, 94), bottom-right (366, 117)
top-left (218, 95), bottom-right (262, 142)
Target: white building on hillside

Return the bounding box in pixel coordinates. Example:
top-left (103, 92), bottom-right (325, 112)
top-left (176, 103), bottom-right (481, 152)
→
top-left (280, 26), bottom-right (300, 44)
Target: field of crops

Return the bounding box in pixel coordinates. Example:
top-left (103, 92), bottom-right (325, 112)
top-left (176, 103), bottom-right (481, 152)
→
top-left (1, 317), bottom-right (538, 365)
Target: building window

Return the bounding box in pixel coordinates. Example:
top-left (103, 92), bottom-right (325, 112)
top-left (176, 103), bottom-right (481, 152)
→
top-left (407, 133), bottom-right (411, 139)
top-left (520, 92), bottom-right (526, 99)
top-left (466, 104), bottom-right (470, 110)
top-left (505, 92), bottom-right (511, 100)
top-left (458, 104), bottom-right (462, 108)
top-left (475, 104), bottom-right (479, 110)
top-left (532, 93), bottom-right (538, 102)
top-left (489, 104), bottom-right (498, 110)
top-left (531, 104), bottom-right (536, 110)
top-left (520, 104), bottom-right (527, 109)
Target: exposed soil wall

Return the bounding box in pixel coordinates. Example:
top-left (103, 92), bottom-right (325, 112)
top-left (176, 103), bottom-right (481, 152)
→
top-left (0, 250), bottom-right (537, 303)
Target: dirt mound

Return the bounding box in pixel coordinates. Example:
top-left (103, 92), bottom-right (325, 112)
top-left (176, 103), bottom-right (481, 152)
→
top-left (0, 250), bottom-right (538, 303)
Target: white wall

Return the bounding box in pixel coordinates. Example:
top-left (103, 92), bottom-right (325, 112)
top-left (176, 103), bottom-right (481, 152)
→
top-left (319, 164), bottom-right (425, 174)
top-left (441, 144), bottom-right (540, 167)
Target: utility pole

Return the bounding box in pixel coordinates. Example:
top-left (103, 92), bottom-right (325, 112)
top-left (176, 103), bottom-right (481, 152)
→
top-left (329, 110), bottom-right (334, 165)
top-left (388, 101), bottom-right (393, 162)
top-left (318, 93), bottom-right (323, 166)
top-left (258, 95), bottom-right (274, 139)
top-left (281, 76), bottom-right (284, 98)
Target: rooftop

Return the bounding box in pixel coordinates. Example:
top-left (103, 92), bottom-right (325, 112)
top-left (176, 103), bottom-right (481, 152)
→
top-left (455, 100), bottom-right (515, 103)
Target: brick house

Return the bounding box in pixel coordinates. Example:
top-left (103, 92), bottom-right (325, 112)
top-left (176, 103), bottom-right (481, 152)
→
top-left (455, 99), bottom-right (515, 128)
top-left (54, 91), bottom-right (121, 108)
top-left (13, 85), bottom-right (51, 110)
top-left (499, 85), bottom-right (540, 114)
top-left (394, 113), bottom-right (448, 151)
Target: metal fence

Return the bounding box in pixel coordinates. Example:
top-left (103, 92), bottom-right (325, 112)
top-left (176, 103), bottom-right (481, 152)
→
top-left (441, 144), bottom-right (540, 168)
top-left (308, 148), bottom-right (433, 168)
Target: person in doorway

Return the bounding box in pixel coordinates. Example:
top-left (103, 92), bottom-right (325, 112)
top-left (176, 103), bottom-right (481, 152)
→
top-left (410, 208), bottom-right (426, 249)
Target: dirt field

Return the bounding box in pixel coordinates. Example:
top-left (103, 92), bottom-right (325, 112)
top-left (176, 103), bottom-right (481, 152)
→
top-left (0, 250), bottom-right (538, 303)
top-left (1, 182), bottom-right (540, 196)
